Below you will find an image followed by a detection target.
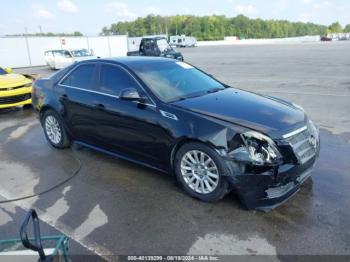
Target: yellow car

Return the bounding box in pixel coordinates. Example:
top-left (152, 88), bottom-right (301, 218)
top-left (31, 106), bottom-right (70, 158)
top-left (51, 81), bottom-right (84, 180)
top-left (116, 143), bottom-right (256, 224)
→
top-left (0, 67), bottom-right (33, 109)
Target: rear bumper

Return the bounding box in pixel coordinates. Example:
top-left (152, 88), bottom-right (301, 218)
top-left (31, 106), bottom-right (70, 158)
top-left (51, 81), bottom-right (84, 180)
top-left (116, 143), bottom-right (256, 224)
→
top-left (229, 156), bottom-right (317, 211)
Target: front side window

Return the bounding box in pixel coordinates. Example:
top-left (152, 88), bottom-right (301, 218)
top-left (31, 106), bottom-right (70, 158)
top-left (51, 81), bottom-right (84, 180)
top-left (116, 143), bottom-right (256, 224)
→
top-left (132, 61), bottom-right (224, 102)
top-left (61, 64), bottom-right (96, 89)
top-left (97, 64), bottom-right (139, 96)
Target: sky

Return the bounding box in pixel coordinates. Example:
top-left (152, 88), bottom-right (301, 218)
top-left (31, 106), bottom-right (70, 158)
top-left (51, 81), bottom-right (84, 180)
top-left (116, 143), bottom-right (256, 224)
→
top-left (0, 0), bottom-right (349, 36)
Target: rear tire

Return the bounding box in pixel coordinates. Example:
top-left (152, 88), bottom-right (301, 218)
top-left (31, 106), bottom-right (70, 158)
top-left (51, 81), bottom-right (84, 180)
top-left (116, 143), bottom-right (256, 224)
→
top-left (42, 110), bottom-right (70, 149)
top-left (174, 142), bottom-right (231, 202)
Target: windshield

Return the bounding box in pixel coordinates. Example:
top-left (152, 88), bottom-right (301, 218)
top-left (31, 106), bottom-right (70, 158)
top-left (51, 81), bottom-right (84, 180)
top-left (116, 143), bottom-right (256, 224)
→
top-left (70, 49), bottom-right (91, 57)
top-left (157, 39), bottom-right (171, 52)
top-left (0, 68), bottom-right (7, 75)
top-left (132, 61), bottom-right (225, 102)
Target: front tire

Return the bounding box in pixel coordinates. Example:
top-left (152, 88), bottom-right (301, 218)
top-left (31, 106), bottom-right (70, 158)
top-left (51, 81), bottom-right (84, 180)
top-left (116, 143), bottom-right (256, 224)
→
top-left (42, 110), bottom-right (70, 149)
top-left (174, 142), bottom-right (231, 202)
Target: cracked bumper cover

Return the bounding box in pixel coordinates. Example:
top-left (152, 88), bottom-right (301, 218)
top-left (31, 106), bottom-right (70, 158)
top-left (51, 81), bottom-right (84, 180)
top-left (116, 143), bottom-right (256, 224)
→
top-left (226, 156), bottom-right (317, 211)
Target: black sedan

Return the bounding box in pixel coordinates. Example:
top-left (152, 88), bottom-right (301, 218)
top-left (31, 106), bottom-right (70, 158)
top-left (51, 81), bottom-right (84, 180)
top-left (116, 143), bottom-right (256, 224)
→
top-left (32, 57), bottom-right (320, 211)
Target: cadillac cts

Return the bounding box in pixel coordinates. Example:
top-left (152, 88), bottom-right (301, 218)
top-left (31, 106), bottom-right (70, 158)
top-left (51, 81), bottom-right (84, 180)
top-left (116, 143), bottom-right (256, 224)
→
top-left (32, 57), bottom-right (320, 211)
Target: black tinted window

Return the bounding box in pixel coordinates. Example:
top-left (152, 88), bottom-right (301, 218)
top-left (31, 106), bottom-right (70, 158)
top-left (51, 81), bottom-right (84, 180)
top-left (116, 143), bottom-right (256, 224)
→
top-left (62, 64), bottom-right (95, 89)
top-left (98, 65), bottom-right (139, 96)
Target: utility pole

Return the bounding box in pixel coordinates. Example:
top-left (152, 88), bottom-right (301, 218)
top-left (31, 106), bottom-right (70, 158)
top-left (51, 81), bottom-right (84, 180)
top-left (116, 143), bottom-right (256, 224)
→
top-left (39, 25), bottom-right (43, 34)
top-left (24, 27), bottom-right (32, 66)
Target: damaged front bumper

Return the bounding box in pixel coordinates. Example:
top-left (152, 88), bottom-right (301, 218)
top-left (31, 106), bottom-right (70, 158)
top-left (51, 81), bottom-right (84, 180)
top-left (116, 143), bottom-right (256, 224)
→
top-left (227, 156), bottom-right (317, 211)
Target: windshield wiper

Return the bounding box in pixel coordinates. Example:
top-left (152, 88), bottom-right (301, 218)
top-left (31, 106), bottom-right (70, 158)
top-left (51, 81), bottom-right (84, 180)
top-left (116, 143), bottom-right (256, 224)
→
top-left (206, 87), bottom-right (225, 94)
top-left (169, 92), bottom-right (206, 102)
top-left (169, 88), bottom-right (225, 103)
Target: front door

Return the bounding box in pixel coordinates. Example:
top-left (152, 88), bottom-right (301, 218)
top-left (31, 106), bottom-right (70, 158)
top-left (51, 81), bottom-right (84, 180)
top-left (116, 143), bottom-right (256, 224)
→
top-left (90, 63), bottom-right (171, 169)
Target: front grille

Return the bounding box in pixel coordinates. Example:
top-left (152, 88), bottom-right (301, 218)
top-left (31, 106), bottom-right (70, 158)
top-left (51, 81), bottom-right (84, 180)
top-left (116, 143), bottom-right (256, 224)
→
top-left (0, 84), bottom-right (28, 92)
top-left (0, 93), bottom-right (31, 105)
top-left (284, 127), bottom-right (316, 164)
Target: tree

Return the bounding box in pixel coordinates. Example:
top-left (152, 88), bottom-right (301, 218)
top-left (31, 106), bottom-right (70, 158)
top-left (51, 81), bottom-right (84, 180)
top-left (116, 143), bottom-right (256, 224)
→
top-left (101, 15), bottom-right (336, 41)
top-left (344, 24), bottom-right (350, 33)
top-left (73, 31), bottom-right (83, 36)
top-left (101, 26), bottom-right (111, 36)
top-left (328, 22), bottom-right (343, 33)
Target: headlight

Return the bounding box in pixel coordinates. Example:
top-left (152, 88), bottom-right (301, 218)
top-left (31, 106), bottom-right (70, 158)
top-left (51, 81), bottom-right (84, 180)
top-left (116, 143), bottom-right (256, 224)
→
top-left (229, 131), bottom-right (282, 166)
top-left (24, 82), bottom-right (32, 87)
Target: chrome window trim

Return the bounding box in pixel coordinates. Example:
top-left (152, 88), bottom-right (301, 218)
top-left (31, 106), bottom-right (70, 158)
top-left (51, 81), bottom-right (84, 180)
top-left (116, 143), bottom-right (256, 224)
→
top-left (58, 62), bottom-right (157, 108)
top-left (282, 126), bottom-right (308, 139)
top-left (58, 84), bottom-right (121, 99)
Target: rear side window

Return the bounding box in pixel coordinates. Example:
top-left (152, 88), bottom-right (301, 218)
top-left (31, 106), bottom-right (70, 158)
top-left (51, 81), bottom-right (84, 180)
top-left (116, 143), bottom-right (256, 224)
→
top-left (97, 64), bottom-right (139, 96)
top-left (61, 64), bottom-right (96, 89)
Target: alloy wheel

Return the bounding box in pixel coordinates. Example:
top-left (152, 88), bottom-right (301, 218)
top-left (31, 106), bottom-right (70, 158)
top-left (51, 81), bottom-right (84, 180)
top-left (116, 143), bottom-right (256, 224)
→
top-left (180, 150), bottom-right (219, 194)
top-left (45, 115), bottom-right (62, 145)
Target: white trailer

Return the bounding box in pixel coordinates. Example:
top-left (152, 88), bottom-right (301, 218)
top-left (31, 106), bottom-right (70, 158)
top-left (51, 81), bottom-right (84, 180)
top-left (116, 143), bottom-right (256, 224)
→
top-left (170, 35), bottom-right (197, 47)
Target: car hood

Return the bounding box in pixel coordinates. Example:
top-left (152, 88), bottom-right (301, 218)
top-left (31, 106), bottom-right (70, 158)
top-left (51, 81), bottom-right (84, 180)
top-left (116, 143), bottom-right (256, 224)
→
top-left (0, 73), bottom-right (31, 89)
top-left (171, 88), bottom-right (307, 138)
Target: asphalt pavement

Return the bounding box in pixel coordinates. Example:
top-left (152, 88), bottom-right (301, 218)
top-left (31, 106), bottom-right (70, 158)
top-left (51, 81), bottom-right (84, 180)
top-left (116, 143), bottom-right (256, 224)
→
top-left (1, 41), bottom-right (349, 261)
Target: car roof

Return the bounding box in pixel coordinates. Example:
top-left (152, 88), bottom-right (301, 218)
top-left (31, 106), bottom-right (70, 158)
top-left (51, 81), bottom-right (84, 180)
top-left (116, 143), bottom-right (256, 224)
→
top-left (46, 49), bottom-right (84, 52)
top-left (79, 56), bottom-right (176, 67)
top-left (142, 37), bottom-right (166, 40)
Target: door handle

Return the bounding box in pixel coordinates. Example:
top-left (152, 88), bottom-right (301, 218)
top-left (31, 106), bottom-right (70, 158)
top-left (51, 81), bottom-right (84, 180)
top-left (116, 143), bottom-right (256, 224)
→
top-left (60, 94), bottom-right (68, 101)
top-left (94, 103), bottom-right (105, 110)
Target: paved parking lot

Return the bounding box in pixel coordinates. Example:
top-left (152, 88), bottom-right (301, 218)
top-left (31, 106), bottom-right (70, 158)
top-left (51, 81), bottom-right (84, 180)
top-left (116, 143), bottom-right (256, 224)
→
top-left (1, 42), bottom-right (350, 261)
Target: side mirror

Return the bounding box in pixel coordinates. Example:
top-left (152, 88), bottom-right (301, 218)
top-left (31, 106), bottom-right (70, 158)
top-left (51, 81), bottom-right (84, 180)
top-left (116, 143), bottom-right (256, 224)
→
top-left (4, 68), bottom-right (13, 74)
top-left (120, 88), bottom-right (145, 102)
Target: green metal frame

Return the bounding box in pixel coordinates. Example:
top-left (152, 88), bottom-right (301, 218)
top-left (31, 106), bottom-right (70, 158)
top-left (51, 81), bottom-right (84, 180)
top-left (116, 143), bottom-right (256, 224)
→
top-left (0, 235), bottom-right (69, 261)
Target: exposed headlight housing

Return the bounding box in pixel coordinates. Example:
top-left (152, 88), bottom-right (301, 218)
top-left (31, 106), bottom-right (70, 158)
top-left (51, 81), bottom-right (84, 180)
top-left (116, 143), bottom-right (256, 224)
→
top-left (308, 119), bottom-right (320, 148)
top-left (229, 131), bottom-right (282, 166)
top-left (292, 103), bottom-right (304, 111)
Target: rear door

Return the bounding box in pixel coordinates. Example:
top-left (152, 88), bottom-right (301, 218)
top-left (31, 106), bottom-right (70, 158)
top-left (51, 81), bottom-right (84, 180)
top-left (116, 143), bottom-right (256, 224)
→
top-left (58, 63), bottom-right (99, 143)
